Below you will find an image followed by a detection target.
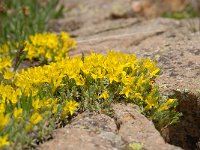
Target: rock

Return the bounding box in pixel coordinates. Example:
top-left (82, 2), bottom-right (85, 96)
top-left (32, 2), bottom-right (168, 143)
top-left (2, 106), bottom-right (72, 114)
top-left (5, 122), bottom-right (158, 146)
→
top-left (110, 4), bottom-right (129, 19)
top-left (131, 0), bottom-right (190, 18)
top-left (38, 112), bottom-right (125, 150)
top-left (38, 104), bottom-right (181, 150)
top-left (112, 104), bottom-right (182, 150)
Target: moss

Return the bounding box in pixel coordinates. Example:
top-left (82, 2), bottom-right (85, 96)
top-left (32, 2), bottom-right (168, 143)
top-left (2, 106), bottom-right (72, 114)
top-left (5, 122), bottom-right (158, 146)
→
top-left (162, 5), bottom-right (198, 20)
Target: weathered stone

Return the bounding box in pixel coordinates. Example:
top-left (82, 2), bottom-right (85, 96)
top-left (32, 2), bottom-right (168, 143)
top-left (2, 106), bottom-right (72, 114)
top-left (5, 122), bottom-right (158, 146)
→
top-left (38, 112), bottom-right (125, 150)
top-left (112, 103), bottom-right (182, 150)
top-left (38, 105), bottom-right (181, 150)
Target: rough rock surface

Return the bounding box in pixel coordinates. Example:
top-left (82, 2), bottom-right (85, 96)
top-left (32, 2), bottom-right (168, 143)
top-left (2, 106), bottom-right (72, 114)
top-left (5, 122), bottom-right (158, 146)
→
top-left (40, 0), bottom-right (200, 149)
top-left (38, 104), bottom-right (181, 150)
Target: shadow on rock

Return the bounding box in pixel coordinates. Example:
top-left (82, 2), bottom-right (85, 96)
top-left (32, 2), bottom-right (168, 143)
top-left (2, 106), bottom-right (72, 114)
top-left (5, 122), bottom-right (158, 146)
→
top-left (162, 91), bottom-right (200, 150)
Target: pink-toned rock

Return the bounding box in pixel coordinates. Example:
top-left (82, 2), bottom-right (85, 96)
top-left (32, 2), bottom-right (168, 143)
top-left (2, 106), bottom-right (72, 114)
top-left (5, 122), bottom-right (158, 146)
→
top-left (38, 112), bottom-right (124, 150)
top-left (38, 105), bottom-right (182, 150)
top-left (131, 0), bottom-right (189, 18)
top-left (132, 1), bottom-right (142, 13)
top-left (113, 103), bottom-right (182, 150)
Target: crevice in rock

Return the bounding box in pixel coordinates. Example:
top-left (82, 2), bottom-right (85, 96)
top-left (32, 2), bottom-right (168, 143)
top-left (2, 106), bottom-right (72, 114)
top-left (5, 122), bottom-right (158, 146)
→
top-left (161, 90), bottom-right (200, 150)
top-left (128, 30), bottom-right (165, 47)
top-left (90, 19), bottom-right (140, 36)
top-left (113, 115), bottom-right (122, 133)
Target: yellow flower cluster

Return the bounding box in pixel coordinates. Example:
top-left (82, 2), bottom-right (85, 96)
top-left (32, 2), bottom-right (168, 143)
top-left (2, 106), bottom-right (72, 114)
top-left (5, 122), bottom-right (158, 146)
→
top-left (0, 135), bottom-right (9, 149)
top-left (24, 32), bottom-right (77, 61)
top-left (0, 80), bottom-right (79, 148)
top-left (0, 42), bottom-right (16, 82)
top-left (15, 65), bottom-right (65, 95)
top-left (0, 43), bottom-right (9, 55)
top-left (63, 100), bottom-right (79, 116)
top-left (0, 99), bottom-right (10, 148)
top-left (0, 56), bottom-right (12, 73)
top-left (0, 112), bottom-right (9, 130)
top-left (99, 90), bottom-right (109, 100)
top-left (13, 108), bottom-right (23, 120)
top-left (16, 51), bottom-right (160, 110)
top-left (0, 83), bottom-right (21, 104)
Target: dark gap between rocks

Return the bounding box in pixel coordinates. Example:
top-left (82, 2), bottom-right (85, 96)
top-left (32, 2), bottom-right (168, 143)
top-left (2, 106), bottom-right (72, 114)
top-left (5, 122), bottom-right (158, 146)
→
top-left (161, 91), bottom-right (200, 150)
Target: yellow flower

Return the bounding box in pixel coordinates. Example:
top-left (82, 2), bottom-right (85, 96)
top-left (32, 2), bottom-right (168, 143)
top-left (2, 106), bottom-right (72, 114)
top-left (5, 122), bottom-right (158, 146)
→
top-left (24, 32), bottom-right (76, 61)
top-left (10, 94), bottom-right (18, 104)
top-left (158, 99), bottom-right (176, 112)
top-left (120, 85), bottom-right (132, 97)
top-left (142, 58), bottom-right (160, 77)
top-left (63, 100), bottom-right (79, 116)
top-left (108, 71), bottom-right (120, 83)
top-left (0, 135), bottom-right (10, 149)
top-left (74, 75), bottom-right (85, 86)
top-left (60, 32), bottom-right (70, 39)
top-left (30, 88), bottom-right (39, 97)
top-left (0, 43), bottom-right (9, 55)
top-left (60, 32), bottom-right (77, 51)
top-left (61, 58), bottom-right (82, 79)
top-left (134, 93), bottom-right (143, 100)
top-left (99, 90), bottom-right (109, 100)
top-left (0, 104), bottom-right (5, 114)
top-left (43, 98), bottom-right (52, 108)
top-left (52, 104), bottom-right (59, 114)
top-left (32, 98), bottom-right (43, 110)
top-left (121, 75), bottom-right (135, 85)
top-left (165, 99), bottom-right (176, 105)
top-left (0, 56), bottom-right (12, 73)
top-left (145, 89), bottom-right (159, 109)
top-left (0, 83), bottom-right (21, 104)
top-left (3, 69), bottom-right (15, 80)
top-left (136, 74), bottom-right (145, 87)
top-left (52, 73), bottom-right (64, 89)
top-left (91, 67), bottom-right (106, 80)
top-left (81, 62), bottom-right (92, 74)
top-left (0, 113), bottom-right (9, 130)
top-left (30, 112), bottom-right (43, 125)
top-left (145, 96), bottom-right (158, 109)
top-left (15, 63), bottom-right (65, 95)
top-left (158, 105), bottom-right (169, 112)
top-left (13, 108), bottom-right (23, 120)
top-left (150, 68), bottom-right (160, 77)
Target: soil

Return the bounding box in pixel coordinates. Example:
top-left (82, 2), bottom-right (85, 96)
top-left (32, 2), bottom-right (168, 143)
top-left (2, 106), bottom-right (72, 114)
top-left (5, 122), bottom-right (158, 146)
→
top-left (40, 0), bottom-right (200, 149)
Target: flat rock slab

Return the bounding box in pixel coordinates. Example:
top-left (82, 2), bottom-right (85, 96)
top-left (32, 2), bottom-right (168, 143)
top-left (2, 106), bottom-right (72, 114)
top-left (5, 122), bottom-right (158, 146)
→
top-left (38, 104), bottom-right (181, 150)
